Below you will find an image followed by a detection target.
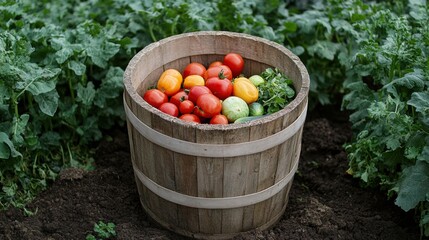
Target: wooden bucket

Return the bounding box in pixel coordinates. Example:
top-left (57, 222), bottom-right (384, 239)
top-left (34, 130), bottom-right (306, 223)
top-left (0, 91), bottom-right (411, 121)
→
top-left (123, 31), bottom-right (309, 239)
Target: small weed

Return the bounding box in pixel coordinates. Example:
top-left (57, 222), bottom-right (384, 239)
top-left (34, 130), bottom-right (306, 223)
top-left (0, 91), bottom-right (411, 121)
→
top-left (86, 221), bottom-right (116, 240)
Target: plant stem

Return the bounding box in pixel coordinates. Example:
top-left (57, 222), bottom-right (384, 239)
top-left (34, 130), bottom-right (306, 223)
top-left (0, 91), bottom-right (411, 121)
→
top-left (148, 21), bottom-right (157, 42)
top-left (12, 92), bottom-right (19, 119)
top-left (68, 77), bottom-right (75, 102)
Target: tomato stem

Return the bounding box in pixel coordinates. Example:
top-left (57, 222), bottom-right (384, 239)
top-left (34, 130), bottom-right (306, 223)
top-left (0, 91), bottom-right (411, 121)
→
top-left (218, 69), bottom-right (226, 79)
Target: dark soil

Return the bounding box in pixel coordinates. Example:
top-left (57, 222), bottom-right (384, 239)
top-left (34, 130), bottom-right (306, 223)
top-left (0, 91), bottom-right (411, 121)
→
top-left (0, 105), bottom-right (424, 240)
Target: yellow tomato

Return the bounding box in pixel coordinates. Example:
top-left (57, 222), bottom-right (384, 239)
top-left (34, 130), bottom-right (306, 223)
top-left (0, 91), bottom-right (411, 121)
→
top-left (183, 75), bottom-right (205, 89)
top-left (233, 77), bottom-right (259, 104)
top-left (157, 69), bottom-right (183, 96)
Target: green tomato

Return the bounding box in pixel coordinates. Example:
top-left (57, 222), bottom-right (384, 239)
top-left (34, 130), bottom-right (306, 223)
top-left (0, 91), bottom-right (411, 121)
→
top-left (222, 96), bottom-right (249, 122)
top-left (248, 75), bottom-right (265, 87)
top-left (249, 102), bottom-right (264, 116)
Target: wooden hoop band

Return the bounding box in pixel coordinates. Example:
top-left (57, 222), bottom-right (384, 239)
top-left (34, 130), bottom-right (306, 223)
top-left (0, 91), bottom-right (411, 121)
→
top-left (132, 154), bottom-right (299, 209)
top-left (124, 96), bottom-right (307, 158)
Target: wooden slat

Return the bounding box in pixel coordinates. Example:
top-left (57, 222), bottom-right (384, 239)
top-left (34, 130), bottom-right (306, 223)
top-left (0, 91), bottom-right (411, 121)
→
top-left (128, 93), bottom-right (161, 221)
top-left (150, 108), bottom-right (178, 227)
top-left (136, 66), bottom-right (164, 96)
top-left (174, 122), bottom-right (199, 232)
top-left (241, 152), bottom-right (260, 231)
top-left (221, 127), bottom-right (250, 233)
top-left (206, 54), bottom-right (224, 68)
top-left (190, 55), bottom-right (209, 68)
top-left (252, 119), bottom-right (282, 227)
top-left (163, 57), bottom-right (190, 73)
top-left (268, 106), bottom-right (301, 219)
top-left (197, 128), bottom-right (224, 234)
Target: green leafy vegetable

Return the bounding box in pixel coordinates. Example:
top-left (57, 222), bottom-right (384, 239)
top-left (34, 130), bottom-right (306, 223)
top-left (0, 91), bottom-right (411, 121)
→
top-left (258, 68), bottom-right (295, 114)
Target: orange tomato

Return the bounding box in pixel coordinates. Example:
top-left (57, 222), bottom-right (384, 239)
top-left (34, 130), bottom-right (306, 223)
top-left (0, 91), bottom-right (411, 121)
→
top-left (233, 77), bottom-right (259, 104)
top-left (183, 75), bottom-right (205, 89)
top-left (157, 69), bottom-right (183, 96)
top-left (208, 61), bottom-right (223, 68)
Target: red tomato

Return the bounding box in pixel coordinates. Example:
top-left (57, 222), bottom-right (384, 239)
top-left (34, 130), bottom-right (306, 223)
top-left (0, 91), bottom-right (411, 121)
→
top-left (188, 85), bottom-right (212, 104)
top-left (194, 93), bottom-right (222, 118)
top-left (158, 102), bottom-right (179, 117)
top-left (143, 89), bottom-right (168, 108)
top-left (223, 53), bottom-right (244, 77)
top-left (203, 65), bottom-right (233, 80)
top-left (210, 114), bottom-right (229, 125)
top-left (179, 100), bottom-right (195, 114)
top-left (179, 113), bottom-right (201, 123)
top-left (183, 62), bottom-right (207, 78)
top-left (208, 61), bottom-right (223, 68)
top-left (205, 76), bottom-right (233, 100)
top-left (169, 90), bottom-right (188, 107)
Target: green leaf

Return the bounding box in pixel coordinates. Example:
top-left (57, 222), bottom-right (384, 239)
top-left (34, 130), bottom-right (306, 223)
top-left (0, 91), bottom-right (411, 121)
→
top-left (290, 46), bottom-right (305, 56)
top-left (395, 161), bottom-right (429, 211)
top-left (2, 184), bottom-right (17, 197)
top-left (0, 139), bottom-right (11, 159)
top-left (384, 69), bottom-right (425, 91)
top-left (85, 38), bottom-right (120, 69)
top-left (0, 131), bottom-right (21, 159)
top-left (283, 21), bottom-right (297, 33)
top-left (85, 234), bottom-right (96, 240)
top-left (76, 116), bottom-right (102, 144)
top-left (418, 146), bottom-right (429, 163)
top-left (351, 13), bottom-right (366, 22)
top-left (93, 221), bottom-right (116, 238)
top-left (408, 91), bottom-right (429, 113)
top-left (67, 60), bottom-right (86, 76)
top-left (40, 131), bottom-right (61, 147)
top-left (33, 90), bottom-right (59, 116)
top-left (94, 67), bottom-right (124, 108)
top-left (307, 41), bottom-right (341, 60)
top-left (332, 19), bottom-right (359, 37)
top-left (14, 64), bottom-right (60, 96)
top-left (86, 43), bottom-right (116, 68)
top-left (12, 113), bottom-right (29, 134)
top-left (77, 82), bottom-right (96, 106)
top-left (55, 47), bottom-right (74, 65)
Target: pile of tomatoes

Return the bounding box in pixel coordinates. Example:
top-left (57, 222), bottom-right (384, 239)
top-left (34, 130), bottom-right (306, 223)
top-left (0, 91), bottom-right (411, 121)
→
top-left (142, 53), bottom-right (260, 124)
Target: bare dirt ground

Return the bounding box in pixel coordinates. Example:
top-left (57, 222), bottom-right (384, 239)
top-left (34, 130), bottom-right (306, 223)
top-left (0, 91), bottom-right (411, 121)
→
top-left (0, 105), bottom-right (423, 240)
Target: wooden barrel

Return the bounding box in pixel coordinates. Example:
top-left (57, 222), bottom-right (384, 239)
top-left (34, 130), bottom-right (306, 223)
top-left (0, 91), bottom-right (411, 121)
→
top-left (123, 31), bottom-right (309, 239)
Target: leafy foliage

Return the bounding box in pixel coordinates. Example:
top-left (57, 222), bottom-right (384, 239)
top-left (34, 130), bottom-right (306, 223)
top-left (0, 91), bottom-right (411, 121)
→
top-left (0, 0), bottom-right (126, 210)
top-left (341, 0), bottom-right (429, 236)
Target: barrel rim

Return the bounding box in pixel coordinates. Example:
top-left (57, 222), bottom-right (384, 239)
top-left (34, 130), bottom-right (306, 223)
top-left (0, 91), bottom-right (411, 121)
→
top-left (123, 31), bottom-right (310, 130)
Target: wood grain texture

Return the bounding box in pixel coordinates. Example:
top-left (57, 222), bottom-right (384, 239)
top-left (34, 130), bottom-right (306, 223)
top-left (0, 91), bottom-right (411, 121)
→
top-left (221, 127), bottom-right (250, 233)
top-left (174, 118), bottom-right (199, 232)
top-left (196, 127), bottom-right (224, 234)
top-left (123, 31), bottom-right (310, 239)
